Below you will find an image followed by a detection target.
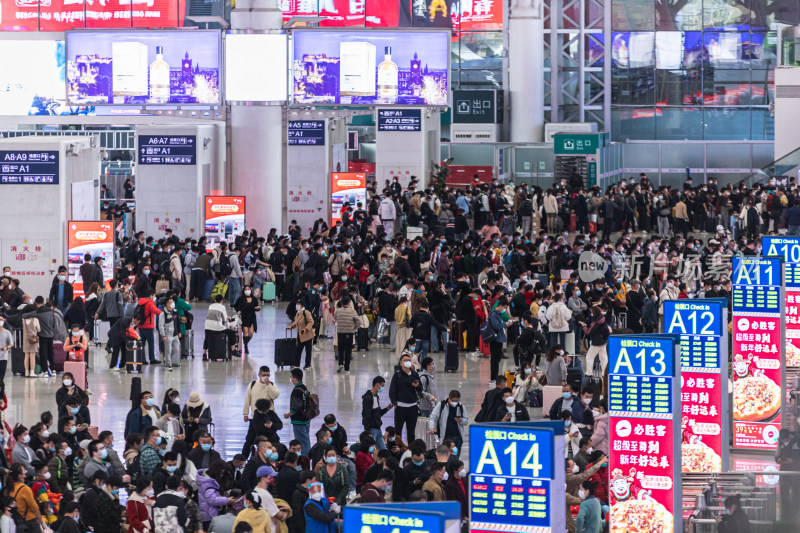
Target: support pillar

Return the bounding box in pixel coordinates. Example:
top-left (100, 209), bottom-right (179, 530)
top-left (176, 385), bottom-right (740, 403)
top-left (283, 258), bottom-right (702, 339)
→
top-left (509, 0), bottom-right (544, 142)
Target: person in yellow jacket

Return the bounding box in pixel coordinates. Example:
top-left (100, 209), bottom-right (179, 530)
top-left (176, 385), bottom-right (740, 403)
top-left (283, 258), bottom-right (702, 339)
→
top-left (234, 491), bottom-right (272, 533)
top-left (394, 296), bottom-right (412, 358)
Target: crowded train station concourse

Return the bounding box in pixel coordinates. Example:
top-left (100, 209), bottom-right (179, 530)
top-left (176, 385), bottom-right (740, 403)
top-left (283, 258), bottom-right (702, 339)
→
top-left (1, 0), bottom-right (800, 530)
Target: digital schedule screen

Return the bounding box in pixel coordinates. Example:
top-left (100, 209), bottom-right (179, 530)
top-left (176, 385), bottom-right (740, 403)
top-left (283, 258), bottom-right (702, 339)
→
top-left (469, 425), bottom-right (564, 533)
top-left (663, 299), bottom-right (728, 473)
top-left (731, 256), bottom-right (784, 450)
top-left (138, 135), bottom-right (196, 165)
top-left (608, 335), bottom-right (681, 533)
top-left (731, 257), bottom-right (782, 314)
top-left (0, 151), bottom-right (59, 184)
top-left (288, 121), bottom-right (326, 146)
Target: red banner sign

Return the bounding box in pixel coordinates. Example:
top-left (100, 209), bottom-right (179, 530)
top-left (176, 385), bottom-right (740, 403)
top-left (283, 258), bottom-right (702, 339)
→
top-left (0, 0), bottom-right (185, 31)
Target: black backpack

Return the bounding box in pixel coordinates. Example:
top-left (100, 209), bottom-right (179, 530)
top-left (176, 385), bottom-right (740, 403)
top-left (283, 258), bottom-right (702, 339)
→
top-left (133, 303), bottom-right (147, 323)
top-left (219, 254), bottom-right (232, 276)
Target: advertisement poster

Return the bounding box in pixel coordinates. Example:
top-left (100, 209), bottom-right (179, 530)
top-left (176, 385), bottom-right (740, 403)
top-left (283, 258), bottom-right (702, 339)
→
top-left (67, 221), bottom-right (114, 297)
top-left (663, 299), bottom-right (728, 473)
top-left (331, 172), bottom-right (366, 225)
top-left (762, 236), bottom-right (800, 368)
top-left (454, 0), bottom-right (502, 30)
top-left (204, 196), bottom-right (245, 250)
top-left (0, 40), bottom-right (72, 116)
top-left (731, 256), bottom-right (785, 450)
top-left (608, 335), bottom-right (681, 533)
top-left (292, 30), bottom-right (449, 106)
top-left (469, 424), bottom-right (565, 533)
top-left (66, 30), bottom-right (220, 105)
top-left (0, 0), bottom-right (185, 31)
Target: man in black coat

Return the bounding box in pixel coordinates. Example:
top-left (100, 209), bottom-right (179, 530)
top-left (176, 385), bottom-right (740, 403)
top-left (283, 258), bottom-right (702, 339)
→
top-left (475, 376), bottom-right (507, 422)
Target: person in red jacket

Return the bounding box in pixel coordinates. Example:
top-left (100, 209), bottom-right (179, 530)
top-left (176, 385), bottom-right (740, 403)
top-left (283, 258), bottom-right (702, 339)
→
top-left (136, 290), bottom-right (162, 365)
top-left (126, 477), bottom-right (155, 533)
top-left (360, 470), bottom-right (393, 503)
top-left (355, 433), bottom-right (376, 487)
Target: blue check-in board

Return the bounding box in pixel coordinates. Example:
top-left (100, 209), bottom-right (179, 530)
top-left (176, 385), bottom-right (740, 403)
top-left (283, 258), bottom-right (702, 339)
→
top-left (663, 299), bottom-right (724, 368)
top-left (732, 256), bottom-right (782, 314)
top-left (608, 335), bottom-right (677, 378)
top-left (763, 237), bottom-right (800, 288)
top-left (469, 425), bottom-right (558, 531)
top-left (344, 505), bottom-right (445, 533)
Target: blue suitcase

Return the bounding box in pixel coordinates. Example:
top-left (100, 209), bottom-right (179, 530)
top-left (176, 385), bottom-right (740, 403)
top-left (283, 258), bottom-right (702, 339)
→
top-left (202, 279), bottom-right (215, 301)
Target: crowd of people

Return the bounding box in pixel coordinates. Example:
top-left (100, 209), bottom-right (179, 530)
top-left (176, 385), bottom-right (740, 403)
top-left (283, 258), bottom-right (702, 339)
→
top-left (0, 171), bottom-right (778, 532)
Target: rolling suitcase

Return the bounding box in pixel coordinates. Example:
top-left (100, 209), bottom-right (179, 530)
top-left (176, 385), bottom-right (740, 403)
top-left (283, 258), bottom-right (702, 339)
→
top-left (11, 329), bottom-right (24, 376)
top-left (181, 330), bottom-right (195, 358)
top-left (567, 367), bottom-right (583, 391)
top-left (64, 361), bottom-right (86, 390)
top-left (208, 331), bottom-right (229, 361)
top-left (479, 337), bottom-right (491, 356)
top-left (452, 320), bottom-right (466, 350)
top-left (53, 343), bottom-right (68, 373)
top-left (202, 279), bottom-right (215, 301)
top-left (262, 282), bottom-right (276, 303)
top-left (274, 330), bottom-right (298, 369)
top-left (417, 417), bottom-right (438, 449)
top-left (126, 340), bottom-right (143, 373)
top-left (356, 327), bottom-right (370, 351)
top-left (569, 213), bottom-right (577, 231)
top-left (444, 341), bottom-right (459, 372)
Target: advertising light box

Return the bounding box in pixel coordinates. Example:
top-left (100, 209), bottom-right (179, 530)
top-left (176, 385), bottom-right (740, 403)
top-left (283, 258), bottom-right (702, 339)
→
top-left (469, 423), bottom-right (565, 533)
top-left (66, 30), bottom-right (220, 106)
top-left (292, 30), bottom-right (449, 106)
top-left (67, 221), bottom-right (115, 297)
top-left (731, 256), bottom-right (785, 450)
top-left (608, 335), bottom-right (681, 533)
top-left (331, 172), bottom-right (366, 225)
top-left (663, 299), bottom-right (728, 473)
top-left (0, 40), bottom-right (72, 116)
top-left (225, 33), bottom-right (288, 102)
top-left (762, 236), bottom-right (800, 368)
top-left (204, 196), bottom-right (245, 250)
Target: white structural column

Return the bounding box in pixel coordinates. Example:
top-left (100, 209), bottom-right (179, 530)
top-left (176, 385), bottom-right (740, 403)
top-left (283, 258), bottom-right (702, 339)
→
top-left (229, 0), bottom-right (285, 232)
top-left (509, 0), bottom-right (545, 142)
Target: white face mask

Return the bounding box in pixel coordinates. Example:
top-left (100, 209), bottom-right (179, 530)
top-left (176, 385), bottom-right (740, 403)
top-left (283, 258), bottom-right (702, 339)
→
top-left (504, 396), bottom-right (514, 405)
top-left (43, 472), bottom-right (51, 480)
top-left (582, 398), bottom-right (591, 405)
top-left (586, 447), bottom-right (593, 454)
top-left (403, 361), bottom-right (413, 369)
top-left (309, 492), bottom-right (323, 501)
top-left (572, 464), bottom-right (580, 474)
top-left (578, 489), bottom-right (588, 499)
top-left (458, 469), bottom-right (467, 478)
top-left (441, 472), bottom-right (449, 481)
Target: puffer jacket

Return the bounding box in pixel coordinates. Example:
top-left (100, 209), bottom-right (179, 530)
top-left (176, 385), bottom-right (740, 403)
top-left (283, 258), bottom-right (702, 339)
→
top-left (333, 305), bottom-right (360, 334)
top-left (157, 308), bottom-right (179, 338)
top-left (197, 471), bottom-right (229, 522)
top-left (234, 508), bottom-right (271, 533)
top-left (417, 370), bottom-right (439, 412)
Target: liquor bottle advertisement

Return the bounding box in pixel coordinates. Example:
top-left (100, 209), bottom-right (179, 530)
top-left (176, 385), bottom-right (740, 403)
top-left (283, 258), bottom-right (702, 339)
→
top-left (66, 30), bottom-right (220, 105)
top-left (293, 30), bottom-right (449, 106)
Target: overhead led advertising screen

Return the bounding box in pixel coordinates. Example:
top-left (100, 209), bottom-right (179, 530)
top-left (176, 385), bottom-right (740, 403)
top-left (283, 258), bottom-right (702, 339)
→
top-left (0, 40), bottom-right (71, 116)
top-left (291, 30), bottom-right (449, 106)
top-left (66, 30), bottom-right (220, 106)
top-left (731, 256), bottom-right (785, 450)
top-left (0, 0), bottom-right (185, 30)
top-left (663, 299), bottom-right (729, 473)
top-left (225, 33), bottom-right (288, 102)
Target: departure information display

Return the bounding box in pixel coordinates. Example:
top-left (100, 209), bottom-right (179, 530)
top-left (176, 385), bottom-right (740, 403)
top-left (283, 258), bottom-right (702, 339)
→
top-left (608, 335), bottom-right (681, 533)
top-left (138, 135), bottom-right (196, 165)
top-left (663, 299), bottom-right (728, 473)
top-left (732, 257), bottom-right (785, 450)
top-left (762, 237), bottom-right (800, 368)
top-left (469, 424), bottom-right (564, 533)
top-left (0, 151), bottom-right (59, 184)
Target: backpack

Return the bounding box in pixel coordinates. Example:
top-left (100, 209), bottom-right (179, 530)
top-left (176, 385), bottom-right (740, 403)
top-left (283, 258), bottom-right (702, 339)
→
top-left (128, 452), bottom-right (141, 482)
top-left (548, 304), bottom-right (568, 330)
top-left (219, 254), bottom-right (232, 276)
top-left (133, 303), bottom-right (147, 324)
top-left (304, 391), bottom-right (320, 420)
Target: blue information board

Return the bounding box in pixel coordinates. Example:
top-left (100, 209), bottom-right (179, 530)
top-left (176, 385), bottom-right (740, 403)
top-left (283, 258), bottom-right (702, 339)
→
top-left (663, 300), bottom-right (724, 368)
top-left (608, 374), bottom-right (672, 414)
top-left (138, 135), bottom-right (196, 165)
top-left (0, 151), bottom-right (59, 184)
top-left (763, 237), bottom-right (800, 288)
top-left (732, 256), bottom-right (782, 314)
top-left (377, 109), bottom-right (422, 131)
top-left (344, 505), bottom-right (447, 533)
top-left (608, 335), bottom-right (677, 379)
top-left (469, 423), bottom-right (563, 533)
top-left (288, 120), bottom-right (326, 146)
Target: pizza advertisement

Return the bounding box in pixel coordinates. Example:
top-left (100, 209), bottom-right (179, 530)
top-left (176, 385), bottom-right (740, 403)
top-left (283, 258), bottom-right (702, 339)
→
top-left (785, 293), bottom-right (800, 367)
top-left (732, 315), bottom-right (783, 449)
top-left (607, 335), bottom-right (681, 533)
top-left (760, 237), bottom-right (800, 368)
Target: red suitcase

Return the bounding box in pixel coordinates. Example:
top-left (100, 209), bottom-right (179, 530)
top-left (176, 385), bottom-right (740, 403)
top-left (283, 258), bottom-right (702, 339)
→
top-left (479, 337), bottom-right (491, 356)
top-left (64, 361), bottom-right (86, 390)
top-left (569, 213), bottom-right (577, 231)
top-left (588, 221), bottom-right (597, 233)
top-left (53, 343), bottom-right (67, 373)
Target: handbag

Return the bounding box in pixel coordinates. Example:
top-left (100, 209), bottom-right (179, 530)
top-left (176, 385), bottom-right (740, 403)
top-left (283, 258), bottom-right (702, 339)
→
top-left (28, 335), bottom-right (39, 345)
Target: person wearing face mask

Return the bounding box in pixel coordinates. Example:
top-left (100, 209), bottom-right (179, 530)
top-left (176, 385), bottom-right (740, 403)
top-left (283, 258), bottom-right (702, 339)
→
top-left (126, 476), bottom-right (155, 533)
top-left (716, 494), bottom-right (751, 533)
top-left (309, 428), bottom-right (334, 468)
top-left (318, 447), bottom-right (350, 505)
top-left (12, 425), bottom-right (37, 476)
top-left (443, 460), bottom-right (468, 526)
top-left (389, 354), bottom-right (424, 444)
top-left (125, 392), bottom-right (162, 438)
top-left (565, 456), bottom-right (606, 497)
top-left (588, 400), bottom-right (609, 455)
top-left (82, 440), bottom-right (117, 482)
top-left (575, 479), bottom-right (603, 533)
top-left (9, 461), bottom-right (46, 531)
top-left (243, 366), bottom-right (280, 427)
top-left (493, 389), bottom-right (530, 423)
top-left (572, 388), bottom-right (594, 421)
top-left (360, 469), bottom-right (394, 504)
top-left (138, 427), bottom-right (166, 478)
top-left (234, 285), bottom-right (261, 355)
top-left (188, 432), bottom-right (220, 471)
top-left (562, 411), bottom-right (582, 459)
top-left (156, 403), bottom-right (186, 449)
top-left (657, 276), bottom-right (680, 326)
top-left (157, 296), bottom-right (181, 370)
top-left (46, 437), bottom-right (72, 494)
top-left (233, 491), bottom-right (271, 533)
top-left (361, 377), bottom-right (393, 452)
top-left (428, 390), bottom-right (468, 459)
top-left (304, 481), bottom-right (340, 533)
top-left (573, 438), bottom-right (593, 473)
top-left (134, 289), bottom-right (162, 365)
top-left (422, 462), bottom-right (448, 502)
top-left (49, 268), bottom-right (74, 313)
top-left (417, 358), bottom-right (439, 417)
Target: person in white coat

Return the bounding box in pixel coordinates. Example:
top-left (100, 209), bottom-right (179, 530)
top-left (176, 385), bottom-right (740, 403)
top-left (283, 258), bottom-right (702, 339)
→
top-left (379, 196), bottom-right (397, 236)
top-left (428, 390), bottom-right (468, 459)
top-left (545, 293), bottom-right (572, 350)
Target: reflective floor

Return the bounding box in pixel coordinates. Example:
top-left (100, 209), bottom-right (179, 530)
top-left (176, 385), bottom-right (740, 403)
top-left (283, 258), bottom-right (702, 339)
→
top-left (4, 303), bottom-right (778, 472)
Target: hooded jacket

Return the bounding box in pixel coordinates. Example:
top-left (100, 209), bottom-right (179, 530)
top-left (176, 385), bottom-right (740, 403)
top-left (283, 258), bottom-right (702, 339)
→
top-left (197, 471), bottom-right (229, 522)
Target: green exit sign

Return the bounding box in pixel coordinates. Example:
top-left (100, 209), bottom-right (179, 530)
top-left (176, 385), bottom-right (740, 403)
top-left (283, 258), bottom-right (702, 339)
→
top-left (553, 133), bottom-right (602, 155)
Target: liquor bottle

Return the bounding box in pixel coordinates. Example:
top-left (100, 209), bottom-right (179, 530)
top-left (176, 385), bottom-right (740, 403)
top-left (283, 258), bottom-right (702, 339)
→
top-left (377, 46), bottom-right (398, 103)
top-left (149, 45), bottom-right (170, 103)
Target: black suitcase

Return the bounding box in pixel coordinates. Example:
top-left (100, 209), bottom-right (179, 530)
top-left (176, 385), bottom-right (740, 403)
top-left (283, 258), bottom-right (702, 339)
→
top-left (452, 320), bottom-right (466, 350)
top-left (275, 330), bottom-right (298, 369)
top-left (444, 341), bottom-right (459, 372)
top-left (567, 367), bottom-right (583, 391)
top-left (356, 327), bottom-right (370, 351)
top-left (11, 329), bottom-right (24, 376)
top-left (208, 331), bottom-right (229, 361)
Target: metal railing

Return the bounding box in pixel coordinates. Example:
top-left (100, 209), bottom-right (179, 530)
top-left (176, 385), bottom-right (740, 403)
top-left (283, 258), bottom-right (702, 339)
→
top-left (0, 130), bottom-right (136, 150)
